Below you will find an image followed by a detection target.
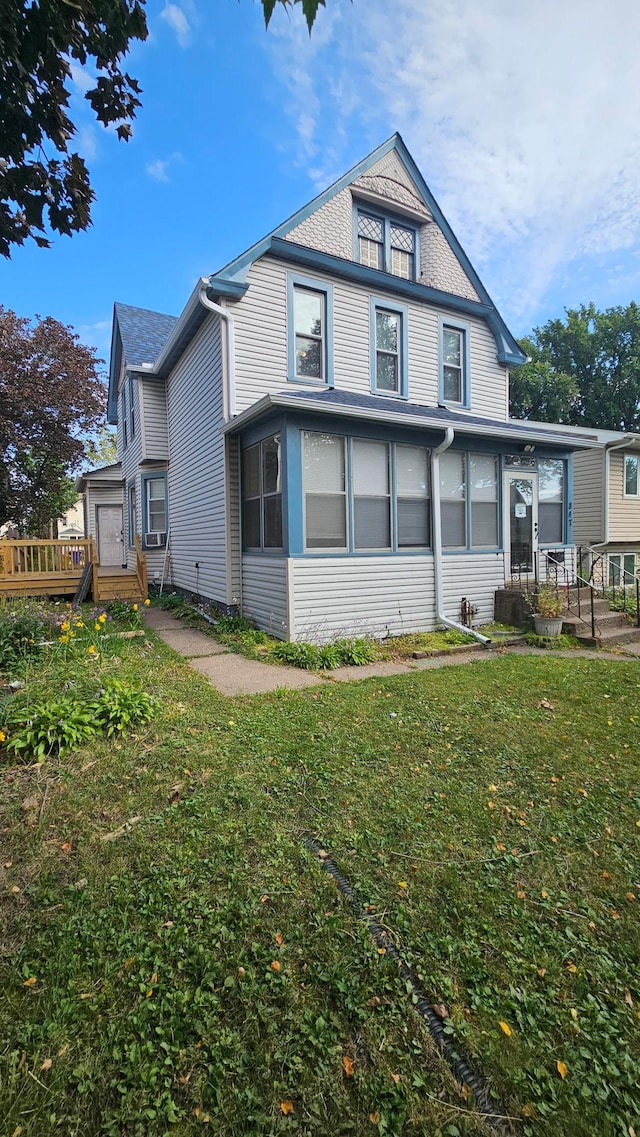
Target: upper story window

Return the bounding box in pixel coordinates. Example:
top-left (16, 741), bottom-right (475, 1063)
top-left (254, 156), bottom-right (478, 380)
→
top-left (440, 320), bottom-right (469, 407)
top-left (127, 483), bottom-right (136, 547)
top-left (128, 374), bottom-right (136, 440)
top-left (356, 209), bottom-right (417, 280)
top-left (287, 274), bottom-right (334, 386)
top-left (121, 386), bottom-right (128, 448)
top-left (370, 298), bottom-right (408, 398)
top-left (624, 454), bottom-right (639, 496)
top-left (242, 434), bottom-right (283, 551)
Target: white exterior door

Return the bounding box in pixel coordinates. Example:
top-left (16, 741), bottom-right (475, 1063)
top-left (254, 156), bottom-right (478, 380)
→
top-left (97, 505), bottom-right (124, 565)
top-left (504, 472), bottom-right (538, 580)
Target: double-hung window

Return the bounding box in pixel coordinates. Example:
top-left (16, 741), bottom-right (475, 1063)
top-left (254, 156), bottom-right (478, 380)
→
top-left (538, 458), bottom-right (565, 544)
top-left (142, 475), bottom-right (167, 546)
top-left (303, 432), bottom-right (347, 550)
top-left (353, 440), bottom-right (391, 549)
top-left (356, 209), bottom-right (417, 280)
top-left (121, 386), bottom-right (128, 448)
top-left (371, 300), bottom-right (408, 397)
top-left (242, 435), bottom-right (283, 551)
top-left (128, 483), bottom-right (137, 547)
top-left (288, 275), bottom-right (333, 386)
top-left (624, 454), bottom-right (639, 496)
top-left (440, 321), bottom-right (469, 406)
top-left (128, 374), bottom-right (135, 440)
top-left (397, 445), bottom-right (430, 547)
top-left (440, 451), bottom-right (499, 549)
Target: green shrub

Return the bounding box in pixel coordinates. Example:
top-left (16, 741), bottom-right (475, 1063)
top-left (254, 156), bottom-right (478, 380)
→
top-left (333, 637), bottom-right (377, 665)
top-left (0, 603), bottom-right (50, 675)
top-left (272, 641), bottom-right (321, 669)
top-left (215, 614), bottom-right (257, 634)
top-left (6, 697), bottom-right (98, 760)
top-left (443, 629), bottom-right (477, 645)
top-left (104, 601), bottom-right (142, 628)
top-left (316, 644), bottom-right (341, 669)
top-left (92, 680), bottom-right (154, 737)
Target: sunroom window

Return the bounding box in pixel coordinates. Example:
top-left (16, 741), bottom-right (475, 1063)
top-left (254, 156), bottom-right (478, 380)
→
top-left (242, 435), bottom-right (282, 551)
top-left (353, 439), bottom-right (391, 550)
top-left (397, 445), bottom-right (430, 547)
top-left (303, 432), bottom-right (347, 550)
top-left (538, 458), bottom-right (565, 544)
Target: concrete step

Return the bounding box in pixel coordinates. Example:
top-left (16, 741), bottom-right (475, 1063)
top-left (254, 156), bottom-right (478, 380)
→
top-left (576, 623), bottom-right (640, 648)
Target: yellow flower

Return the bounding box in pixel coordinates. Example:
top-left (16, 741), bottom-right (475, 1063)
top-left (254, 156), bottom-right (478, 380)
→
top-left (0, 731), bottom-right (6, 743)
top-left (98, 613), bottom-right (107, 624)
top-left (59, 634), bottom-right (69, 644)
top-left (94, 623), bottom-right (101, 632)
top-left (132, 604), bottom-right (138, 611)
top-left (61, 620), bottom-right (70, 632)
top-left (87, 645), bottom-right (96, 655)
top-left (75, 620), bottom-right (85, 629)
top-left (144, 598), bottom-right (151, 606)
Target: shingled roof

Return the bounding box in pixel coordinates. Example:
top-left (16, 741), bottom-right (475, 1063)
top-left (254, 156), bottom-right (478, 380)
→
top-left (114, 302), bottom-right (177, 368)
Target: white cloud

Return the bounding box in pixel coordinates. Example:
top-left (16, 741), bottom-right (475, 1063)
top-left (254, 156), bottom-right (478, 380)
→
top-left (145, 152), bottom-right (183, 183)
top-left (69, 61), bottom-right (94, 94)
top-left (160, 3), bottom-right (191, 47)
top-left (268, 0), bottom-right (640, 321)
top-left (77, 319), bottom-right (112, 357)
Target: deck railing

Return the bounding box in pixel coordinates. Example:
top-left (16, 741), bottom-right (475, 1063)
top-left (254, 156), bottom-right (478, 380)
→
top-left (0, 538), bottom-right (94, 579)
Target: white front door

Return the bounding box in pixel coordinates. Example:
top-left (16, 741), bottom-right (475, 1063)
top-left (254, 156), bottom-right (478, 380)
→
top-left (97, 505), bottom-right (124, 565)
top-left (504, 472), bottom-right (538, 580)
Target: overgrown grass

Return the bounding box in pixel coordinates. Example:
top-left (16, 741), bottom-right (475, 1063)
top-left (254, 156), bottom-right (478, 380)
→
top-left (2, 630), bottom-right (638, 1136)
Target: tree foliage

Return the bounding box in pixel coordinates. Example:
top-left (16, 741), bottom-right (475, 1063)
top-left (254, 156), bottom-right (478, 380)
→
top-left (0, 307), bottom-right (105, 534)
top-left (84, 424), bottom-right (118, 468)
top-left (0, 0), bottom-right (325, 256)
top-left (510, 302), bottom-right (640, 431)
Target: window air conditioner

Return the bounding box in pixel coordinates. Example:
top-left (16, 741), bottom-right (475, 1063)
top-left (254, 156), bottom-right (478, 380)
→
top-left (145, 532), bottom-right (167, 547)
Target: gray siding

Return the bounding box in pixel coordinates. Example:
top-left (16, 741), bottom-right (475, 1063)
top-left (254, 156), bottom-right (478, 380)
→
top-left (166, 314), bottom-right (229, 605)
top-left (441, 552), bottom-right (506, 626)
top-left (234, 256), bottom-right (507, 421)
top-left (85, 483), bottom-right (124, 541)
top-left (141, 379), bottom-right (169, 461)
top-left (291, 555), bottom-right (437, 642)
top-left (573, 449), bottom-right (605, 546)
top-left (242, 556), bottom-right (288, 637)
top-left (608, 451), bottom-right (640, 544)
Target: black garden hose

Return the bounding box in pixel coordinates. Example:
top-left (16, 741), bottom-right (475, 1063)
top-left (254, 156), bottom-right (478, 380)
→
top-left (302, 833), bottom-right (511, 1135)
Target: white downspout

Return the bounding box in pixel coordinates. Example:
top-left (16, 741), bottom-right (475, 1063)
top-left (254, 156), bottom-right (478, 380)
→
top-left (198, 281), bottom-right (236, 422)
top-left (431, 427), bottom-right (491, 645)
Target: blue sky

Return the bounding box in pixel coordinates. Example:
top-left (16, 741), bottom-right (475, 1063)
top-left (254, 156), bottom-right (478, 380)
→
top-left (2, 0), bottom-right (640, 371)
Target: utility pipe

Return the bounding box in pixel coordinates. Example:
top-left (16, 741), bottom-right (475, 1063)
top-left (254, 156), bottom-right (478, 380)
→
top-left (431, 427), bottom-right (491, 645)
top-left (198, 281), bottom-right (236, 421)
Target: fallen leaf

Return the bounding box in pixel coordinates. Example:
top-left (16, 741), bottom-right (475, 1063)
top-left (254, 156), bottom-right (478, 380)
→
top-left (60, 842), bottom-right (72, 853)
top-left (342, 1055), bottom-right (355, 1077)
top-left (566, 963), bottom-right (577, 974)
top-left (10, 885), bottom-right (20, 894)
top-left (522, 1104), bottom-right (537, 1118)
top-left (433, 1003), bottom-right (448, 1019)
top-left (79, 993), bottom-right (92, 1000)
top-left (11, 1127), bottom-right (23, 1137)
top-left (570, 1009), bottom-right (578, 1020)
top-left (390, 1072), bottom-right (400, 1084)
top-left (40, 1057), bottom-right (52, 1071)
top-left (539, 699), bottom-right (554, 710)
top-left (537, 968), bottom-right (547, 978)
top-left (624, 988), bottom-right (634, 1007)
top-left (280, 1101), bottom-right (294, 1115)
top-left (498, 1020), bottom-right (512, 1036)
top-left (21, 797), bottom-right (39, 812)
top-left (260, 894), bottom-right (269, 904)
top-left (517, 889), bottom-right (526, 899)
top-left (57, 1042), bottom-right (69, 1056)
top-left (237, 967), bottom-right (246, 978)
top-left (23, 976), bottom-right (37, 987)
top-left (4, 860), bottom-right (12, 868)
top-left (151, 972), bottom-right (158, 984)
top-left (369, 1112), bottom-right (380, 1124)
top-left (270, 960), bottom-right (281, 973)
top-left (163, 920), bottom-right (174, 928)
top-left (275, 932), bottom-right (284, 946)
top-left (496, 843), bottom-right (506, 852)
top-left (556, 1059), bottom-right (568, 1079)
top-left (626, 892), bottom-right (636, 902)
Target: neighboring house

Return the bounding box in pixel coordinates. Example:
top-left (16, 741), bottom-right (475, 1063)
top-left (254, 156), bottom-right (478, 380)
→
top-left (106, 134), bottom-right (598, 641)
top-left (75, 463), bottom-right (125, 566)
top-left (523, 423), bottom-right (640, 586)
top-left (57, 497), bottom-right (85, 541)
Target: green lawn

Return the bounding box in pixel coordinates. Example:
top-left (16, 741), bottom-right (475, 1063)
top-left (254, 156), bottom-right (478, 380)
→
top-left (1, 623), bottom-right (638, 1136)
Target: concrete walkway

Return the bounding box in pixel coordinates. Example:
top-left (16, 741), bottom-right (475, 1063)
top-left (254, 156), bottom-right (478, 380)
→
top-left (143, 608), bottom-right (638, 698)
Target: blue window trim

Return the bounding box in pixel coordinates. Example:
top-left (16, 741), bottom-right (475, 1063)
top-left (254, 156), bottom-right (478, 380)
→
top-left (141, 471), bottom-right (168, 550)
top-left (439, 316), bottom-right (471, 409)
top-left (369, 296), bottom-right (409, 399)
top-left (352, 203), bottom-right (420, 280)
top-left (127, 481), bottom-right (137, 548)
top-left (286, 272), bottom-right (334, 388)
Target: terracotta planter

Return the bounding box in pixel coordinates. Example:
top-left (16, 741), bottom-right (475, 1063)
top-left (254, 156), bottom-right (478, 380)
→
top-left (533, 614), bottom-right (563, 637)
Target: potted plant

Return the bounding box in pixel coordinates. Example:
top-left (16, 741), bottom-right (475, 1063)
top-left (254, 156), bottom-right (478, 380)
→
top-left (531, 585), bottom-right (564, 636)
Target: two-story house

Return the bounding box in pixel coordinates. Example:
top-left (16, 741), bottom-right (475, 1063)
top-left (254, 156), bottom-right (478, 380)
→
top-left (106, 134), bottom-right (597, 641)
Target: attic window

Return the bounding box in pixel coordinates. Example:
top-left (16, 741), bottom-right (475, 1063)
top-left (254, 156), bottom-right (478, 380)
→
top-left (356, 209), bottom-right (416, 280)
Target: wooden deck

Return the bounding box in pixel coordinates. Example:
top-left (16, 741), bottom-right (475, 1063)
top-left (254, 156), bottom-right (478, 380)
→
top-left (0, 538), bottom-right (147, 603)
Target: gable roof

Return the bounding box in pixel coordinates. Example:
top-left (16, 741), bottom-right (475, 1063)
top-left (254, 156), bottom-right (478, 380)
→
top-left (114, 303), bottom-right (178, 367)
top-left (107, 303), bottom-right (178, 423)
top-left (209, 133), bottom-right (526, 368)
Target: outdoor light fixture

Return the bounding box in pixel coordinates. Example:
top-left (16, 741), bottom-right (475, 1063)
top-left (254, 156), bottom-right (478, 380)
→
top-left (523, 444), bottom-right (536, 452)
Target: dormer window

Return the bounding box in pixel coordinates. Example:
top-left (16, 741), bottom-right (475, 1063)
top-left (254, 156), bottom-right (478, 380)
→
top-left (356, 208), bottom-right (417, 280)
